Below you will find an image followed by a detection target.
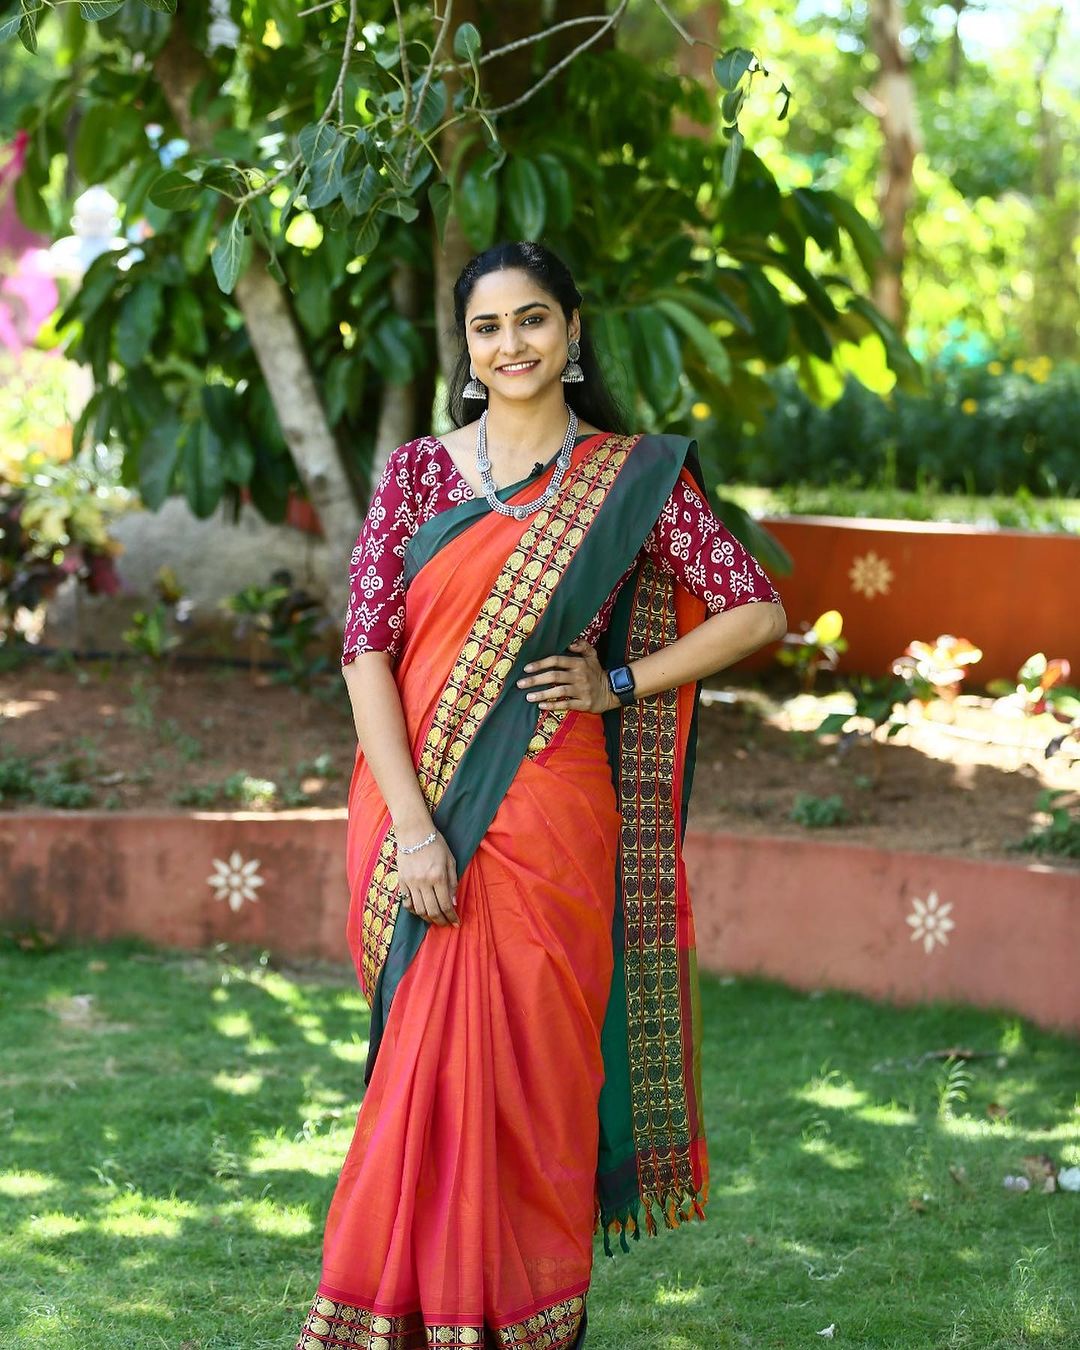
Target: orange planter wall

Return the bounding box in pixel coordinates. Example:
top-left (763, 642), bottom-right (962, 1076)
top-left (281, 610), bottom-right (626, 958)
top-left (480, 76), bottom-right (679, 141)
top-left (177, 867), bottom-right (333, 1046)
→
top-left (2, 814), bottom-right (1077, 1035)
top-left (748, 516), bottom-right (1080, 682)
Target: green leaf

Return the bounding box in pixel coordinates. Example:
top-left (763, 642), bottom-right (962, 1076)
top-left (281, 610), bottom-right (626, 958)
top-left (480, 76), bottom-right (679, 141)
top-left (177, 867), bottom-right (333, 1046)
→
top-left (138, 413), bottom-right (182, 510)
top-left (720, 87), bottom-right (744, 125)
top-left (74, 104), bottom-right (145, 181)
top-left (453, 21), bottom-right (481, 61)
top-left (377, 195), bottom-right (420, 222)
top-left (181, 195), bottom-right (218, 275)
top-left (366, 312), bottom-right (424, 386)
top-left (307, 131), bottom-right (350, 209)
top-left (535, 153), bottom-right (572, 230)
top-left (116, 282), bottom-right (163, 366)
top-left (203, 387), bottom-right (254, 485)
top-left (13, 170), bottom-right (50, 233)
top-left (713, 47), bottom-right (753, 91)
top-left (790, 303), bottom-right (833, 362)
top-left (171, 288), bottom-right (206, 356)
top-left (793, 188), bottom-right (841, 257)
top-left (413, 77), bottom-right (447, 135)
top-left (0, 10), bottom-right (22, 41)
top-left (210, 210), bottom-right (247, 294)
top-left (457, 158), bottom-right (498, 250)
top-left (294, 277), bottom-right (331, 337)
top-left (742, 265), bottom-right (790, 364)
top-left (777, 81), bottom-right (792, 122)
top-left (504, 156), bottom-right (546, 240)
top-left (299, 122), bottom-right (336, 167)
top-left (80, 0), bottom-right (123, 17)
top-left (340, 163), bottom-right (379, 216)
top-left (181, 421), bottom-right (226, 519)
top-left (353, 214), bottom-right (381, 255)
top-left (429, 181), bottom-right (452, 248)
top-left (591, 311), bottom-right (635, 411)
top-left (18, 0), bottom-right (40, 53)
top-left (148, 170), bottom-right (204, 211)
top-left (138, 0), bottom-right (177, 10)
top-left (819, 190), bottom-right (884, 280)
top-left (815, 712), bottom-right (852, 738)
top-left (655, 297), bottom-right (731, 385)
top-left (721, 127), bottom-right (744, 191)
top-left (629, 306), bottom-right (682, 416)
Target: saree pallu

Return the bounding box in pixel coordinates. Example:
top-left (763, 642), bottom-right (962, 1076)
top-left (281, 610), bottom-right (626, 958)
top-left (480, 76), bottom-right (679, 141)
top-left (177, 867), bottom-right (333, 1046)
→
top-left (296, 432), bottom-right (710, 1350)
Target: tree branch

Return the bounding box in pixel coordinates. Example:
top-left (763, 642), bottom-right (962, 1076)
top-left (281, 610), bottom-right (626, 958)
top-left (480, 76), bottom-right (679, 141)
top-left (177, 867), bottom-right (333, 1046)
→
top-left (485, 0), bottom-right (630, 117)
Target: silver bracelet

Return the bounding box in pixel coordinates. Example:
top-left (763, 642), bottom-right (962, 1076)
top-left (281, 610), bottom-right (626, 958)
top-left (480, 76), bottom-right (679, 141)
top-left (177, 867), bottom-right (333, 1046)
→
top-left (398, 828), bottom-right (437, 856)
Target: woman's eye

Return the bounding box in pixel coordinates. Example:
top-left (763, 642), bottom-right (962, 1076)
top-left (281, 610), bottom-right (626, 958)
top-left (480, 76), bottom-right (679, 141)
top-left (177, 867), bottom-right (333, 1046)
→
top-left (476, 315), bottom-right (544, 334)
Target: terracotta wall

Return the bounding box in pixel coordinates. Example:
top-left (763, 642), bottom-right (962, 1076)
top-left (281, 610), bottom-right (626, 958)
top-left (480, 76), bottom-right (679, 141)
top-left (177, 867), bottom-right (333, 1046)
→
top-left (749, 516), bottom-right (1080, 682)
top-left (3, 814), bottom-right (1077, 1035)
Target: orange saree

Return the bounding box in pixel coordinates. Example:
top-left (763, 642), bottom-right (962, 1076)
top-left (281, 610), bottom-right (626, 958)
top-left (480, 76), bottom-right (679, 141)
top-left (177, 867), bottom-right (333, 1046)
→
top-left (296, 432), bottom-right (710, 1350)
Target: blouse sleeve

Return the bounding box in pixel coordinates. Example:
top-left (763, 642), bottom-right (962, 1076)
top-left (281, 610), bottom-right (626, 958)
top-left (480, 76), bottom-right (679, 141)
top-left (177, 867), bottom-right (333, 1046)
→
top-left (642, 469), bottom-right (781, 613)
top-left (341, 443), bottom-right (417, 666)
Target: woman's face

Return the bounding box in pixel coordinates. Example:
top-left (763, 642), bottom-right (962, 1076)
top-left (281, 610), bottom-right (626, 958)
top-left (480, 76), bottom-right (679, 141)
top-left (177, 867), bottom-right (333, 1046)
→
top-left (464, 267), bottom-right (579, 402)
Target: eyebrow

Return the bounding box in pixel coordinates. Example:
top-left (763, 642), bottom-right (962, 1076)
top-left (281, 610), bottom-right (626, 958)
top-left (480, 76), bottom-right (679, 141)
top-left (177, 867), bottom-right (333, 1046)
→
top-left (468, 301), bottom-right (551, 323)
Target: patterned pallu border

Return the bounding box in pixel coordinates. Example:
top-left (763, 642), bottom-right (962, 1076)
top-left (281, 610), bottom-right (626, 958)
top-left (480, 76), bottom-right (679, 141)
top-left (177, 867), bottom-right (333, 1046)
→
top-left (357, 436), bottom-right (637, 1001)
top-left (615, 558), bottom-right (706, 1235)
top-left (295, 1292), bottom-right (584, 1350)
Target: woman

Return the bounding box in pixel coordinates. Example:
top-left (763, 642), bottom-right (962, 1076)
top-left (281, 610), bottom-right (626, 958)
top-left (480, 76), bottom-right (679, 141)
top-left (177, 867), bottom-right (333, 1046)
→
top-left (295, 241), bottom-right (786, 1350)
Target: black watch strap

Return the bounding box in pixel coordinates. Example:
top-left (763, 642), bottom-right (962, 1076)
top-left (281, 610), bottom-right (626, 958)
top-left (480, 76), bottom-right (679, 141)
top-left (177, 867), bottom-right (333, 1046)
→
top-left (607, 664), bottom-right (636, 706)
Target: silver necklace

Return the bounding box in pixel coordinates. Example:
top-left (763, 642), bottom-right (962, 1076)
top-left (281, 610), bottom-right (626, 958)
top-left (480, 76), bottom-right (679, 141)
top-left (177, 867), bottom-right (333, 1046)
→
top-left (475, 406), bottom-right (578, 521)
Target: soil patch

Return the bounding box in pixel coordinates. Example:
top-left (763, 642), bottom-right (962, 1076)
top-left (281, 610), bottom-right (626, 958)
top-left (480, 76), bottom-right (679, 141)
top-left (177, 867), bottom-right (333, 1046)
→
top-left (1, 655), bottom-right (1075, 865)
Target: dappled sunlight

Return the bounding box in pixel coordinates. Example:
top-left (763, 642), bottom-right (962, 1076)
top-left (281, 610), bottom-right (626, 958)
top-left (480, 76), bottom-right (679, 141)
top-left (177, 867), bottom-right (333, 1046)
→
top-left (211, 1008), bottom-right (255, 1038)
top-left (654, 1285), bottom-right (704, 1308)
top-left (211, 1069), bottom-right (265, 1095)
top-left (796, 1080), bottom-right (870, 1111)
top-left (854, 1103), bottom-right (917, 1127)
top-left (245, 1201), bottom-right (315, 1237)
top-left (0, 1171), bottom-right (56, 1197)
top-left (329, 1037), bottom-right (369, 1064)
top-left (798, 1137), bottom-right (864, 1171)
top-left (98, 1208), bottom-right (182, 1240)
top-left (25, 1212), bottom-right (85, 1240)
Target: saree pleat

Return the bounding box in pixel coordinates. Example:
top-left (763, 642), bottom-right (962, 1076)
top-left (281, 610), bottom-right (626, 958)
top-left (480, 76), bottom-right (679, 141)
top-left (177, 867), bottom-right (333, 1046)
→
top-left (302, 712), bottom-right (617, 1347)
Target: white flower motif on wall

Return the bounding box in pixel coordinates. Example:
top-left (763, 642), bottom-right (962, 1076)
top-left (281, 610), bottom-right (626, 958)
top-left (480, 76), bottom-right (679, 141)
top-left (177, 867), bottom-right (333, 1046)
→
top-left (849, 550), bottom-right (894, 599)
top-left (906, 890), bottom-right (954, 954)
top-left (208, 851), bottom-right (265, 912)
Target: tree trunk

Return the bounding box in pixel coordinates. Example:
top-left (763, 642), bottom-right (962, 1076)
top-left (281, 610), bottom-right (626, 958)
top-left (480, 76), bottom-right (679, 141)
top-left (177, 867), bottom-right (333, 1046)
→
top-left (868, 0), bottom-right (920, 332)
top-left (154, 20), bottom-right (360, 619)
top-left (372, 259), bottom-right (425, 480)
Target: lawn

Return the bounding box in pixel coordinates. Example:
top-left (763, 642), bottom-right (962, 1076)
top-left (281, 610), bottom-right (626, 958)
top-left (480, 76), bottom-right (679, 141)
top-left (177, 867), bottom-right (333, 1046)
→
top-left (2, 940), bottom-right (1078, 1349)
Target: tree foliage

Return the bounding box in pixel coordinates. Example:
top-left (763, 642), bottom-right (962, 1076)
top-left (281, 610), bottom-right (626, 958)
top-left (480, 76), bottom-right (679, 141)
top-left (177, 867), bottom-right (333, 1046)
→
top-left (5, 0), bottom-right (916, 579)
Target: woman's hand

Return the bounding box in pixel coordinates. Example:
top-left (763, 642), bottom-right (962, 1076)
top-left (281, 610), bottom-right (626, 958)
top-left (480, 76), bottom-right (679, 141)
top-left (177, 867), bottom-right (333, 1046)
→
top-left (515, 638), bottom-right (617, 713)
top-left (396, 827), bottom-right (459, 927)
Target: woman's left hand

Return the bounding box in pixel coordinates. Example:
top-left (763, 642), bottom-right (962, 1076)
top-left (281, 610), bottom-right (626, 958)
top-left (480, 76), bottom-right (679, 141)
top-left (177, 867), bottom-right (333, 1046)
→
top-left (515, 638), bottom-right (616, 713)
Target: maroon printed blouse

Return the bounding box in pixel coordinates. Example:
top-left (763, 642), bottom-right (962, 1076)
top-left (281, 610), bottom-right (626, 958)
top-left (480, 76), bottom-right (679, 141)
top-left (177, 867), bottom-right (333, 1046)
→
top-left (342, 435), bottom-right (780, 666)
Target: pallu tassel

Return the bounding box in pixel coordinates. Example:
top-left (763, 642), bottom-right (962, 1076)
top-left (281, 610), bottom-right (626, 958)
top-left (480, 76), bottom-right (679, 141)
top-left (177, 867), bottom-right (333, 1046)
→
top-left (594, 1187), bottom-right (706, 1256)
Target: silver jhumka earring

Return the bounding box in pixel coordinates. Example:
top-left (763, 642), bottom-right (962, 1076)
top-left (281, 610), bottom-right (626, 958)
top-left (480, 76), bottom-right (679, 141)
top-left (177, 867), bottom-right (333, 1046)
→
top-left (463, 361), bottom-right (488, 400)
top-left (561, 339), bottom-right (584, 384)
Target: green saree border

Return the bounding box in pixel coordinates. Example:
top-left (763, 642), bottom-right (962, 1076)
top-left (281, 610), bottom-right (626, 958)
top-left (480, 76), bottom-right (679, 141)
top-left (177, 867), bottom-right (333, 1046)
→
top-left (364, 433), bottom-right (693, 1084)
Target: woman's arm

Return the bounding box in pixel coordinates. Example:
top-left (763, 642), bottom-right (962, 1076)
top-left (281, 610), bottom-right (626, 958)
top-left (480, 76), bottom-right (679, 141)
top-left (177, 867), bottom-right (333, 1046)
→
top-left (516, 599), bottom-right (786, 712)
top-left (343, 656), bottom-right (459, 927)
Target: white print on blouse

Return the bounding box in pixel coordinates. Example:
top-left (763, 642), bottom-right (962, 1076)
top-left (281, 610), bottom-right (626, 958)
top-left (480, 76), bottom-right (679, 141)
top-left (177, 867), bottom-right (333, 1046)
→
top-left (342, 437), bottom-right (779, 665)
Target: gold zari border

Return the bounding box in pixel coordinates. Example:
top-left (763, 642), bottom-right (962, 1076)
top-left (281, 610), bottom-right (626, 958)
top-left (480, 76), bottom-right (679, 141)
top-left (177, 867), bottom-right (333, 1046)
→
top-left (359, 436), bottom-right (637, 997)
top-left (618, 558), bottom-right (695, 1213)
top-left (295, 1293), bottom-right (584, 1350)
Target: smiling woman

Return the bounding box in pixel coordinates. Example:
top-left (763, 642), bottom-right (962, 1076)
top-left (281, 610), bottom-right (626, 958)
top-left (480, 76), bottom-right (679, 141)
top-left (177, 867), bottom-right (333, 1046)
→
top-left (294, 241), bottom-right (785, 1350)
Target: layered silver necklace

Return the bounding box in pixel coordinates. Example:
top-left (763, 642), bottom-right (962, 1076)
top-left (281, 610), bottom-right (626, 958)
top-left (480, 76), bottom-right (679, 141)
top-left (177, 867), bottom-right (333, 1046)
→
top-left (474, 405), bottom-right (578, 521)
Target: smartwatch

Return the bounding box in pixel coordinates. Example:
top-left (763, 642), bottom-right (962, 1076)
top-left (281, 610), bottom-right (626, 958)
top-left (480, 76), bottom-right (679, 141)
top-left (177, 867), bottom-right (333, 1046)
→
top-left (607, 664), bottom-right (636, 707)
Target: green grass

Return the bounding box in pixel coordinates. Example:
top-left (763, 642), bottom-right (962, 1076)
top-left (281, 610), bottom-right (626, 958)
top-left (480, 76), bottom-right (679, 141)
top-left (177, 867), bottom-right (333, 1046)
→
top-left (724, 483), bottom-right (1080, 534)
top-left (1, 940), bottom-right (1078, 1349)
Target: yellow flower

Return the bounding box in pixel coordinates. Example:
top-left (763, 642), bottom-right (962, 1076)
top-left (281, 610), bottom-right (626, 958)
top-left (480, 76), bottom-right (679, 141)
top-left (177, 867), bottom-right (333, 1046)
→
top-left (1012, 358), bottom-right (1028, 373)
top-left (960, 398), bottom-right (978, 414)
top-left (691, 401), bottom-right (711, 420)
top-left (987, 360), bottom-right (1004, 375)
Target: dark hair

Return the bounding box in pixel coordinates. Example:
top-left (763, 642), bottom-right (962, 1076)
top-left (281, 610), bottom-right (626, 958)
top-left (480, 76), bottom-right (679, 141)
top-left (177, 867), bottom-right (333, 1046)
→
top-left (447, 240), bottom-right (630, 434)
